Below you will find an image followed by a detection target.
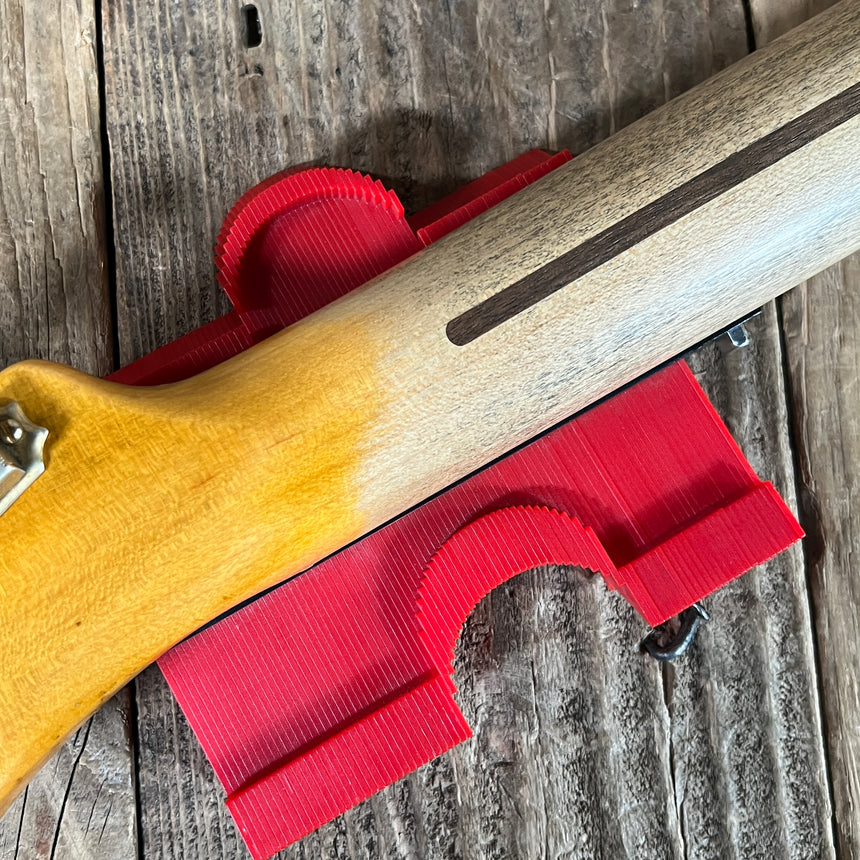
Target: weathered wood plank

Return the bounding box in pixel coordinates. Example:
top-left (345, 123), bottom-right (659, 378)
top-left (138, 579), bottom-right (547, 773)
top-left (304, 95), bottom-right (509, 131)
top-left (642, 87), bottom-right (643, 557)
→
top-left (0, 694), bottom-right (136, 860)
top-left (0, 0), bottom-right (137, 860)
top-left (685, 313), bottom-right (834, 860)
top-left (450, 566), bottom-right (681, 860)
top-left (99, 0), bottom-right (834, 858)
top-left (0, 0), bottom-right (112, 373)
top-left (747, 2), bottom-right (854, 857)
top-left (0, 0), bottom-right (135, 857)
top-left (782, 256), bottom-right (860, 860)
top-left (748, 0), bottom-right (834, 47)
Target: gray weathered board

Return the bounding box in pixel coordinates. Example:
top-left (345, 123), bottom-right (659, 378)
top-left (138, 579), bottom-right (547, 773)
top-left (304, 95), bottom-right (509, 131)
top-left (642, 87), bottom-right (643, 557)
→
top-left (0, 0), bottom-right (856, 858)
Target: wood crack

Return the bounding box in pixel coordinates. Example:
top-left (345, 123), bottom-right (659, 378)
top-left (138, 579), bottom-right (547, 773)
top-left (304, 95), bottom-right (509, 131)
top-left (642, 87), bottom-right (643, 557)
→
top-left (49, 719), bottom-right (93, 860)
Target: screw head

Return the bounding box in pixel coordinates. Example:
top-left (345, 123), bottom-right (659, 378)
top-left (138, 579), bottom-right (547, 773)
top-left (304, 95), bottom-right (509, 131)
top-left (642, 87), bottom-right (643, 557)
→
top-left (0, 419), bottom-right (23, 445)
top-left (0, 402), bottom-right (48, 517)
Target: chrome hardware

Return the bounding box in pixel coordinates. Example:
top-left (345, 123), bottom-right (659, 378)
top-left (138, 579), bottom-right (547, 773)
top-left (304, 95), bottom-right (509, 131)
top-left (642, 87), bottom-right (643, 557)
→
top-left (725, 323), bottom-right (751, 348)
top-left (0, 402), bottom-right (48, 517)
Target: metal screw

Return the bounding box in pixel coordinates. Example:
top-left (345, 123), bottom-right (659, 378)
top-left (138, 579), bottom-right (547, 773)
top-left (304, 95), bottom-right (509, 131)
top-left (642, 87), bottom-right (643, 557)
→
top-left (726, 323), bottom-right (750, 348)
top-left (640, 603), bottom-right (710, 661)
top-left (0, 419), bottom-right (24, 445)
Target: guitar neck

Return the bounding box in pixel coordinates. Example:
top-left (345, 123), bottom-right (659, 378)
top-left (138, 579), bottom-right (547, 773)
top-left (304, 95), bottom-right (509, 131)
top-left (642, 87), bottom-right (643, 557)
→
top-left (0, 0), bottom-right (859, 816)
top-left (319, 0), bottom-right (860, 522)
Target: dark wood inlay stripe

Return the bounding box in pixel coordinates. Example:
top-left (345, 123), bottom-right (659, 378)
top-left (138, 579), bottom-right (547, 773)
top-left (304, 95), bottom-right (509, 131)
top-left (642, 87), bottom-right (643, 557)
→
top-left (447, 80), bottom-right (860, 346)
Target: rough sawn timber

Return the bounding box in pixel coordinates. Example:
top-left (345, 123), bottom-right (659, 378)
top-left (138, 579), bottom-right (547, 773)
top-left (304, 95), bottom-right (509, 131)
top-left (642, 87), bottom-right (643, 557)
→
top-left (751, 1), bottom-right (860, 857)
top-left (0, 1), bottom-right (136, 858)
top-left (0, 0), bottom-right (851, 858)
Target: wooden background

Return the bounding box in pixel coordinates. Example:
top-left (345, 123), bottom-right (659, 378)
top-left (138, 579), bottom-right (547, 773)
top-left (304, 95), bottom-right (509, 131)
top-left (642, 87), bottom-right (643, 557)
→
top-left (0, 0), bottom-right (857, 857)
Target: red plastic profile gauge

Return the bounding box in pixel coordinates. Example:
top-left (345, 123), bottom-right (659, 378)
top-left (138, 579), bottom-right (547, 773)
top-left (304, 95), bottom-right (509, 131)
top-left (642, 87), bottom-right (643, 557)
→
top-left (109, 151), bottom-right (803, 859)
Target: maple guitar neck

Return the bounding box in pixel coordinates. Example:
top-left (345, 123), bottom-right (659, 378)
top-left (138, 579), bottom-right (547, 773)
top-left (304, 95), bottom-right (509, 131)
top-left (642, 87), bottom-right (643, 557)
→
top-left (1, 0), bottom-right (860, 816)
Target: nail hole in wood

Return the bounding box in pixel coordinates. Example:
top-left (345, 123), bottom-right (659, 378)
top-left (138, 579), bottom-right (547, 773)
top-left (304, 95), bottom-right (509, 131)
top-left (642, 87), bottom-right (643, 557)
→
top-left (241, 5), bottom-right (263, 48)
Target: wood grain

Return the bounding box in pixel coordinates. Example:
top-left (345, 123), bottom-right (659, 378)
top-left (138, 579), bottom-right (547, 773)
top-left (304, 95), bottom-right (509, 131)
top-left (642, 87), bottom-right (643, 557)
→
top-left (2, 0), bottom-right (858, 817)
top-left (0, 0), bottom-right (134, 856)
top-left (448, 80), bottom-right (860, 345)
top-left (748, 0), bottom-right (836, 46)
top-left (748, 3), bottom-right (858, 857)
top-left (0, 0), bottom-right (112, 376)
top-left (782, 257), bottom-right (860, 860)
top-left (97, 1), bottom-right (837, 859)
top-left (684, 313), bottom-right (833, 859)
top-left (0, 0), bottom-right (851, 857)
